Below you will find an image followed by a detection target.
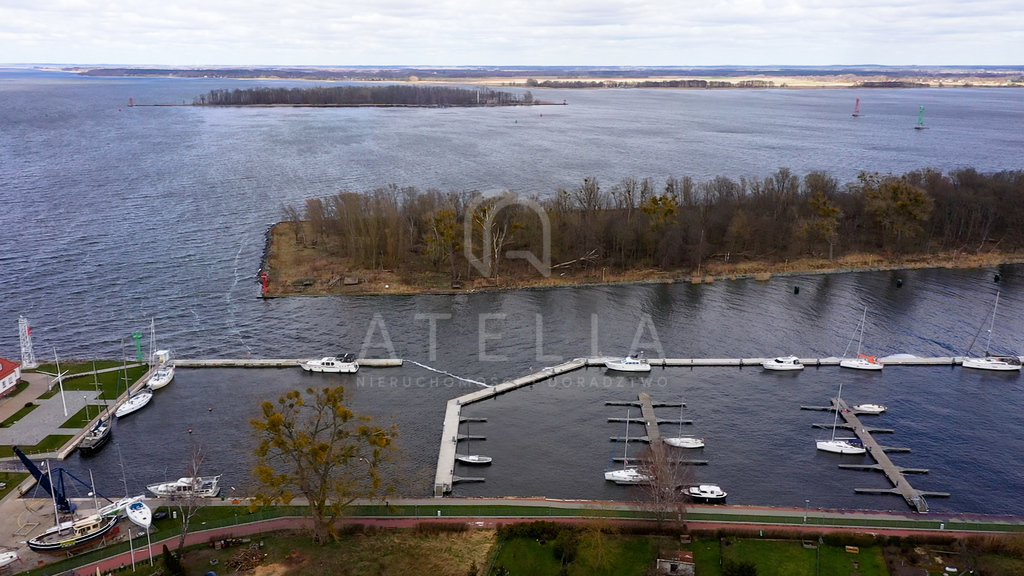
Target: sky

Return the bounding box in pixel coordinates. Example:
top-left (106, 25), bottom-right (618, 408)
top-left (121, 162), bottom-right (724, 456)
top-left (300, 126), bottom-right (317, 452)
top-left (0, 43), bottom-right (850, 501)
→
top-left (1, 0), bottom-right (1022, 66)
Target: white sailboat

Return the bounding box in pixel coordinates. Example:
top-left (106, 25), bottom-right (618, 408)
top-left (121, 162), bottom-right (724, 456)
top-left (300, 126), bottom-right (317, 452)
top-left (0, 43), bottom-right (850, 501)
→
top-left (962, 292), bottom-right (1022, 372)
top-left (853, 404), bottom-right (886, 414)
top-left (604, 409), bottom-right (653, 485)
top-left (816, 383), bottom-right (866, 455)
top-left (0, 550), bottom-right (20, 569)
top-left (455, 420), bottom-right (492, 465)
top-left (145, 320), bottom-right (175, 389)
top-left (115, 387), bottom-right (153, 418)
top-left (840, 307), bottom-right (883, 371)
top-left (663, 400), bottom-right (704, 449)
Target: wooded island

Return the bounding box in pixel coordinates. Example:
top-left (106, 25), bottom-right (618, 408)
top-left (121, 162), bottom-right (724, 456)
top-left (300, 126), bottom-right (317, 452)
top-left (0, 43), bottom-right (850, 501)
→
top-left (263, 168), bottom-right (1024, 295)
top-left (196, 85), bottom-right (536, 106)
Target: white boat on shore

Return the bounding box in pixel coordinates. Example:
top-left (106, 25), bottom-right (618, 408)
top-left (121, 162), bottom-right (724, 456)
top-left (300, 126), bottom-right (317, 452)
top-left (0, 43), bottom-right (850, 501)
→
top-left (98, 494), bottom-right (145, 517)
top-left (147, 475), bottom-right (222, 498)
top-left (114, 387), bottom-right (153, 418)
top-left (126, 500), bottom-right (152, 528)
top-left (0, 550), bottom-right (20, 569)
top-left (762, 356), bottom-right (803, 371)
top-left (299, 353), bottom-right (359, 373)
top-left (605, 352), bottom-right (651, 372)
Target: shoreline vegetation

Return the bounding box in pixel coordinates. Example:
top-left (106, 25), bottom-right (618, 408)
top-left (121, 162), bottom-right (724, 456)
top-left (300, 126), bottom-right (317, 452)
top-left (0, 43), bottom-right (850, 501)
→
top-left (63, 65), bottom-right (1024, 89)
top-left (262, 168), bottom-right (1024, 296)
top-left (194, 84), bottom-right (542, 107)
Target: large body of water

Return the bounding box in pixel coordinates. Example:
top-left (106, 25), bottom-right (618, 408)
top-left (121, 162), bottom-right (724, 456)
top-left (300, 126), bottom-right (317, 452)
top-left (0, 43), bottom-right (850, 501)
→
top-left (1, 69), bottom-right (1023, 515)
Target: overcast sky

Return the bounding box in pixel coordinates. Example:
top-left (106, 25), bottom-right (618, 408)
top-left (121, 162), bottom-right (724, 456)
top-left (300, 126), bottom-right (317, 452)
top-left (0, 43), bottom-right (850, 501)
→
top-left (2, 0), bottom-right (1021, 66)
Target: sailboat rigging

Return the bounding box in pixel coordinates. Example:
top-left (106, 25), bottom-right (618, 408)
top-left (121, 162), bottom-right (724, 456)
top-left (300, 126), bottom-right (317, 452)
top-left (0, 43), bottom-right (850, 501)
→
top-left (455, 419), bottom-right (491, 465)
top-left (962, 291), bottom-right (1021, 371)
top-left (852, 97), bottom-right (861, 117)
top-left (663, 399), bottom-right (704, 448)
top-left (815, 383), bottom-right (866, 455)
top-left (604, 409), bottom-right (653, 484)
top-left (840, 307), bottom-right (883, 371)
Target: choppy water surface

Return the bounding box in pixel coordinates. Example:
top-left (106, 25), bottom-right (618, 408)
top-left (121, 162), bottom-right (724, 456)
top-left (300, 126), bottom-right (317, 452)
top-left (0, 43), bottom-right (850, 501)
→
top-left (2, 69), bottom-right (1023, 514)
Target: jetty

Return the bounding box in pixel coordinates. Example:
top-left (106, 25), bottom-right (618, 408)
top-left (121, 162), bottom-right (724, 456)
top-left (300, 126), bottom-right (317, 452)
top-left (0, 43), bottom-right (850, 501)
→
top-left (803, 398), bottom-right (949, 513)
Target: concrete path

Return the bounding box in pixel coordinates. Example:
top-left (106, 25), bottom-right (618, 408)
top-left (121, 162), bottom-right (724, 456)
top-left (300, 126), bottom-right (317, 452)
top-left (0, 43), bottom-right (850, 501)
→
top-left (0, 389), bottom-right (99, 446)
top-left (0, 373), bottom-right (51, 423)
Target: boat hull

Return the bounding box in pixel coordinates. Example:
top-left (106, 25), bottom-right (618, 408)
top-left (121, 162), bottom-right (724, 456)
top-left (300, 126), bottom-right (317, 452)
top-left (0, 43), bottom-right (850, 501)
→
top-left (28, 515), bottom-right (119, 552)
top-left (455, 455), bottom-right (492, 465)
top-left (686, 485), bottom-right (727, 504)
top-left (299, 360), bottom-right (359, 373)
top-left (962, 357), bottom-right (1022, 371)
top-left (840, 359), bottom-right (883, 371)
top-left (664, 437), bottom-right (704, 449)
top-left (147, 366), bottom-right (175, 389)
top-left (78, 425), bottom-right (112, 455)
top-left (816, 440), bottom-right (866, 455)
top-left (853, 404), bottom-right (886, 414)
top-left (604, 468), bottom-right (652, 485)
top-left (115, 390), bottom-right (153, 418)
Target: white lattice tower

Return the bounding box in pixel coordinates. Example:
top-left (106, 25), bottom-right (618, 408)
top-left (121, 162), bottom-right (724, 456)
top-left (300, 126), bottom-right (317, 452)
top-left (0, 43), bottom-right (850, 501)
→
top-left (19, 316), bottom-right (38, 369)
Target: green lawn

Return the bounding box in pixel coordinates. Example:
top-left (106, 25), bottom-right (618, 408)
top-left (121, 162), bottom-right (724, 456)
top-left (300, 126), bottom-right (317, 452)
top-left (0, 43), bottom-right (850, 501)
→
top-left (59, 404), bottom-right (106, 428)
top-left (0, 402), bottom-right (39, 427)
top-left (0, 472), bottom-right (29, 500)
top-left (38, 365), bottom-right (148, 401)
top-left (0, 434), bottom-right (74, 458)
top-left (493, 533), bottom-right (665, 576)
top-left (30, 360), bottom-right (124, 376)
top-left (713, 539), bottom-right (888, 576)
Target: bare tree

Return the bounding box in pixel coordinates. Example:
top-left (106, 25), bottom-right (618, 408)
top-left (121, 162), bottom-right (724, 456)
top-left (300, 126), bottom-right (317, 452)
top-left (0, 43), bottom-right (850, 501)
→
top-left (175, 443), bottom-right (211, 555)
top-left (634, 442), bottom-right (693, 530)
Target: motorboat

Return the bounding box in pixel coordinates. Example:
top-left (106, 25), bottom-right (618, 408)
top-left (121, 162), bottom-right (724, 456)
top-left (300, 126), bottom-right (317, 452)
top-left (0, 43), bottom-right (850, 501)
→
top-left (664, 436), bottom-right (705, 449)
top-left (299, 353), bottom-right (359, 373)
top-left (147, 475), bottom-right (222, 498)
top-left (77, 417), bottom-right (112, 454)
top-left (605, 352), bottom-right (651, 373)
top-left (686, 484), bottom-right (727, 503)
top-left (28, 514), bottom-right (119, 552)
top-left (853, 404), bottom-right (886, 414)
top-left (126, 501), bottom-right (152, 529)
top-left (962, 355), bottom-right (1021, 372)
top-left (840, 308), bottom-right (883, 371)
top-left (762, 356), bottom-right (803, 371)
top-left (962, 292), bottom-right (1021, 372)
top-left (840, 355), bottom-right (884, 371)
top-left (816, 382), bottom-right (867, 455)
top-left (604, 467), bottom-right (652, 485)
top-left (115, 387), bottom-right (153, 418)
top-left (0, 550), bottom-right (20, 569)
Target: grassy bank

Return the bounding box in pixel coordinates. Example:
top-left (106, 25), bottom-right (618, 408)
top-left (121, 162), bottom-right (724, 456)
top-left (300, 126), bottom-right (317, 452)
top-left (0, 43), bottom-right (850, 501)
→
top-left (265, 220), bottom-right (1024, 296)
top-left (0, 434), bottom-right (73, 458)
top-left (37, 365), bottom-right (147, 401)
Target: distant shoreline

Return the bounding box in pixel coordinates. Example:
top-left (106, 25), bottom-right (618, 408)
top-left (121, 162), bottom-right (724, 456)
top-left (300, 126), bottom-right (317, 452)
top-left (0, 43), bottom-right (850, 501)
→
top-left (44, 65), bottom-right (1024, 90)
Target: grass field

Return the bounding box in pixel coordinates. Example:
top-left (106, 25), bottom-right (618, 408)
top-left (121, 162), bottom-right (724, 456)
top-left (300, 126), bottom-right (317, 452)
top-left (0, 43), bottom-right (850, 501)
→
top-left (38, 365), bottom-right (148, 401)
top-left (30, 360), bottom-right (124, 376)
top-left (0, 434), bottom-right (74, 458)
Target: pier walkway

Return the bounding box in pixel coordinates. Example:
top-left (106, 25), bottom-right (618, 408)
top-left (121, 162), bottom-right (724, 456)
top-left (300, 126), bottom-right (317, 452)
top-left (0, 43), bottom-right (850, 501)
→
top-left (804, 398), bottom-right (949, 513)
top-left (174, 358), bottom-right (403, 368)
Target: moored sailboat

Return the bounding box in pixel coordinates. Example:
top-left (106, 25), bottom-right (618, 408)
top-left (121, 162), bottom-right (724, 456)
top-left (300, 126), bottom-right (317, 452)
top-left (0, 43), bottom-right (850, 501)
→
top-left (962, 292), bottom-right (1021, 372)
top-left (816, 383), bottom-right (866, 455)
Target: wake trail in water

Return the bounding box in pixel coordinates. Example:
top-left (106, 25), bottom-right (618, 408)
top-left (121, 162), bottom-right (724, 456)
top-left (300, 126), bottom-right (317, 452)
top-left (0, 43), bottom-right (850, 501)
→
top-left (408, 360), bottom-right (491, 387)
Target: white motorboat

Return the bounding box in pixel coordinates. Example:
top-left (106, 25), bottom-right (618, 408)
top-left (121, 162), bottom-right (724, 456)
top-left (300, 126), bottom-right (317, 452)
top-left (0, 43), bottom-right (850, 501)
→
top-left (0, 550), bottom-right (20, 569)
top-left (147, 475), bottom-right (222, 498)
top-left (664, 436), bottom-right (705, 449)
top-left (663, 399), bottom-right (704, 449)
top-left (114, 387), bottom-right (153, 418)
top-left (762, 356), bottom-right (803, 371)
top-left (686, 484), bottom-right (727, 503)
top-left (816, 382), bottom-right (867, 455)
top-left (605, 352), bottom-right (651, 372)
top-left (604, 467), bottom-right (652, 485)
top-left (455, 420), bottom-right (491, 465)
top-left (962, 292), bottom-right (1021, 372)
top-left (840, 308), bottom-right (883, 371)
top-left (853, 404), bottom-right (886, 414)
top-left (299, 353), bottom-right (359, 373)
top-left (126, 500), bottom-right (152, 529)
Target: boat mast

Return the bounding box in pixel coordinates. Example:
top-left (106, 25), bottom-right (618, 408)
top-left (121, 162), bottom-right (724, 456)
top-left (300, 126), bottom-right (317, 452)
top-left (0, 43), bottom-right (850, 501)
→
top-left (829, 383), bottom-right (844, 442)
top-left (622, 409), bottom-right (630, 468)
top-left (985, 292), bottom-right (1000, 355)
top-left (856, 307), bottom-right (867, 356)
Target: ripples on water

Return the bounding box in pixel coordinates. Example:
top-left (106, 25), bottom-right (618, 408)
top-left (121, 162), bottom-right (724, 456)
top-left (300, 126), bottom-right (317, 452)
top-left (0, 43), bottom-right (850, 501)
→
top-left (2, 70), bottom-right (1023, 514)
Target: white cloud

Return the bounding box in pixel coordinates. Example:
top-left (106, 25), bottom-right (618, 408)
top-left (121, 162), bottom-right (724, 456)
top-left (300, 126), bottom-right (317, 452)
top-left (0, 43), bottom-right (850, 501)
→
top-left (0, 0), bottom-right (1020, 65)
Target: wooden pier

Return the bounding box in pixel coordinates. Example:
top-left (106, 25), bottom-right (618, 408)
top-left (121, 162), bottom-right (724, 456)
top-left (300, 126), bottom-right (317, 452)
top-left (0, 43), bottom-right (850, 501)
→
top-left (433, 358), bottom-right (588, 496)
top-left (806, 397), bottom-right (949, 513)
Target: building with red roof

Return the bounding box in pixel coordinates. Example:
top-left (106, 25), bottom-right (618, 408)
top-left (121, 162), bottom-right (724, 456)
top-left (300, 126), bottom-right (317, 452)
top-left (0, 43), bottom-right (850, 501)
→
top-left (0, 357), bottom-right (21, 396)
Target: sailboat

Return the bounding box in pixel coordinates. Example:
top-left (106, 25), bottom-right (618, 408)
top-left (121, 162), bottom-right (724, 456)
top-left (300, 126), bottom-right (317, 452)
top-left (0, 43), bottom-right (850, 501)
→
top-left (115, 352), bottom-right (153, 418)
top-left (78, 362), bottom-right (113, 455)
top-left (604, 409), bottom-right (653, 485)
top-left (914, 105), bottom-right (928, 130)
top-left (852, 97), bottom-right (861, 117)
top-left (455, 420), bottom-right (492, 465)
top-left (13, 448), bottom-right (120, 552)
top-left (0, 549), bottom-right (20, 569)
top-left (663, 400), bottom-right (704, 449)
top-left (962, 291), bottom-right (1022, 371)
top-left (145, 320), bottom-right (175, 390)
top-left (815, 383), bottom-right (867, 455)
top-left (840, 307), bottom-right (883, 371)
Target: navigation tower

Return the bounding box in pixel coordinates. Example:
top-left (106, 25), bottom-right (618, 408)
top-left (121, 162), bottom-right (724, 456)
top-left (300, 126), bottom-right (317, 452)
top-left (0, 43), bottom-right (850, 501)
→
top-left (19, 316), bottom-right (38, 369)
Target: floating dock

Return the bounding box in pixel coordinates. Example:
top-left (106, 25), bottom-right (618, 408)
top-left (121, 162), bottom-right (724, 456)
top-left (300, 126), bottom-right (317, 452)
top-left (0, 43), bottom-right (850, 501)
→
top-left (174, 358), bottom-right (403, 368)
top-left (805, 397), bottom-right (949, 513)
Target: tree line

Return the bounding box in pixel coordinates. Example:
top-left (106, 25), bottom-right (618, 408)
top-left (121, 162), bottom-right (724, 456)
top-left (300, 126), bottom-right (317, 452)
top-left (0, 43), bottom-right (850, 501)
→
top-left (196, 85), bottom-right (534, 106)
top-left (282, 168), bottom-right (1024, 282)
top-left (525, 78), bottom-right (775, 89)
